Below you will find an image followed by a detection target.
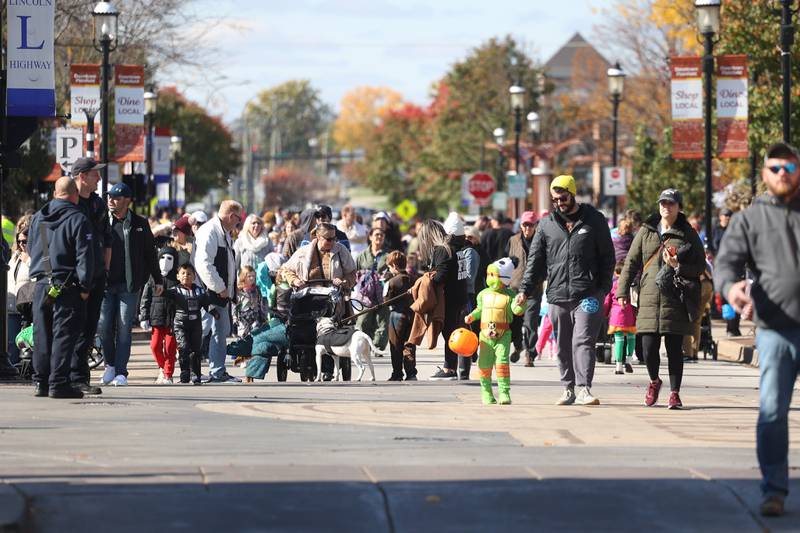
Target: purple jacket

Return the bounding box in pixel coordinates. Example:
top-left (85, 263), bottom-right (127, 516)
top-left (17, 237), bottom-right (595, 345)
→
top-left (613, 233), bottom-right (634, 263)
top-left (604, 278), bottom-right (636, 328)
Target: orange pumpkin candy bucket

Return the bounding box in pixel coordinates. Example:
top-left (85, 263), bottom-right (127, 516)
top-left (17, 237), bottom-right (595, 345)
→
top-left (448, 328), bottom-right (479, 357)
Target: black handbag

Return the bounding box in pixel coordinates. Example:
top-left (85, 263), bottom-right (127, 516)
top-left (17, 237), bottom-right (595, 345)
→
top-left (655, 265), bottom-right (700, 322)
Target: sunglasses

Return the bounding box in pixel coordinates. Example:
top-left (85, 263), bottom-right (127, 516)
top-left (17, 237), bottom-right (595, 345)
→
top-left (17, 239), bottom-right (27, 245)
top-left (551, 195), bottom-right (571, 205)
top-left (768, 162), bottom-right (798, 174)
top-left (521, 222), bottom-right (535, 228)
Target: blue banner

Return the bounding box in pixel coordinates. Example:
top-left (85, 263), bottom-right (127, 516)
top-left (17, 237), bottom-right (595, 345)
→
top-left (7, 0), bottom-right (56, 117)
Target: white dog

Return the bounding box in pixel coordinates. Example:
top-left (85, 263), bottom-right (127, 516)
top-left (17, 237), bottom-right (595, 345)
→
top-left (315, 318), bottom-right (379, 382)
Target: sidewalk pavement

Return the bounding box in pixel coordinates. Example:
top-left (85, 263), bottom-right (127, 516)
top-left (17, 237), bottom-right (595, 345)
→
top-left (1, 335), bottom-right (798, 532)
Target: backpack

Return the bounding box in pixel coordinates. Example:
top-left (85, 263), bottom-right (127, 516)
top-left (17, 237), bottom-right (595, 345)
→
top-left (353, 269), bottom-right (383, 308)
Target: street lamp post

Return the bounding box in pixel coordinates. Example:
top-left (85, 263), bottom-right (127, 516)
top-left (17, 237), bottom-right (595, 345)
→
top-left (493, 127), bottom-right (506, 191)
top-left (607, 62), bottom-right (626, 226)
top-left (169, 135), bottom-right (182, 213)
top-left (144, 90), bottom-right (157, 213)
top-left (92, 1), bottom-right (119, 199)
top-left (509, 85), bottom-right (526, 174)
top-left (695, 0), bottom-right (722, 249)
top-left (778, 0), bottom-right (797, 143)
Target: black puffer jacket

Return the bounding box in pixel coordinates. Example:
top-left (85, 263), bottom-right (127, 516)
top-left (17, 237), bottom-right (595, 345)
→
top-left (140, 247), bottom-right (179, 328)
top-left (520, 204), bottom-right (614, 304)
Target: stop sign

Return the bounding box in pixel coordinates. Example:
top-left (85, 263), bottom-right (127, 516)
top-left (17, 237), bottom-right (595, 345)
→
top-left (468, 172), bottom-right (496, 200)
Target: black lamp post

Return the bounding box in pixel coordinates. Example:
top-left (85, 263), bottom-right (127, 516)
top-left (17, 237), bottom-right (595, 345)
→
top-left (169, 135), bottom-right (182, 213)
top-left (778, 0), bottom-right (797, 143)
top-left (607, 62), bottom-right (626, 226)
top-left (509, 85), bottom-right (525, 174)
top-left (92, 1), bottom-right (119, 199)
top-left (695, 0), bottom-right (722, 249)
top-left (493, 127), bottom-right (506, 190)
top-left (144, 90), bottom-right (157, 212)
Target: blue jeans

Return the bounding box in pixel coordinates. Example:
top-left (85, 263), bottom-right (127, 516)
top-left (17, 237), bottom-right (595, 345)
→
top-left (98, 283), bottom-right (139, 377)
top-left (208, 303), bottom-right (231, 379)
top-left (756, 327), bottom-right (800, 497)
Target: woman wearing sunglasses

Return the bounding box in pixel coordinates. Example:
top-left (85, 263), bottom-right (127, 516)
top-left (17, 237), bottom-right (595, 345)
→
top-left (6, 215), bottom-right (32, 364)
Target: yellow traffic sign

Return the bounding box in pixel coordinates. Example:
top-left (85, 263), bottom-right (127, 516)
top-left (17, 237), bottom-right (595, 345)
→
top-left (395, 199), bottom-right (417, 222)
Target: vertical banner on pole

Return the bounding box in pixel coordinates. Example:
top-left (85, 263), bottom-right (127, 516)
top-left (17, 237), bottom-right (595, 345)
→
top-left (70, 65), bottom-right (101, 126)
top-left (114, 65), bottom-right (145, 162)
top-left (153, 128), bottom-right (171, 207)
top-left (670, 57), bottom-right (704, 159)
top-left (716, 55), bottom-right (749, 159)
top-left (176, 167), bottom-right (186, 208)
top-left (6, 0), bottom-right (56, 116)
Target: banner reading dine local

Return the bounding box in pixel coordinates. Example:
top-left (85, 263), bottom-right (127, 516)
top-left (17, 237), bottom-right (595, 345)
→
top-left (716, 55), bottom-right (749, 159)
top-left (114, 65), bottom-right (145, 162)
top-left (670, 56), bottom-right (703, 160)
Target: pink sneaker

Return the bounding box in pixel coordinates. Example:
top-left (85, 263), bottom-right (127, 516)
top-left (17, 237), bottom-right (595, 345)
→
top-left (668, 391), bottom-right (683, 410)
top-left (645, 378), bottom-right (662, 407)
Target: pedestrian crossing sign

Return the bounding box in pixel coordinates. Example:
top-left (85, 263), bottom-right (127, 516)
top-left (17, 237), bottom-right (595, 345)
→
top-left (395, 199), bottom-right (417, 221)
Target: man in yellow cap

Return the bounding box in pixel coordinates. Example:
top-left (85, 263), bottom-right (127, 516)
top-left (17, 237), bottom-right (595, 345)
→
top-left (515, 175), bottom-right (615, 406)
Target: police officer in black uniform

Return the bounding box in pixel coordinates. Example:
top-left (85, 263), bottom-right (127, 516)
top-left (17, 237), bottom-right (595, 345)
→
top-left (27, 177), bottom-right (94, 398)
top-left (70, 157), bottom-right (111, 394)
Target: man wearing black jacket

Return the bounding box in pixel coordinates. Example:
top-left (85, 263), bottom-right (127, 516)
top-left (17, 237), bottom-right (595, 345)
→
top-left (71, 158), bottom-right (111, 394)
top-left (516, 175), bottom-right (614, 406)
top-left (27, 178), bottom-right (95, 398)
top-left (97, 183), bottom-right (162, 387)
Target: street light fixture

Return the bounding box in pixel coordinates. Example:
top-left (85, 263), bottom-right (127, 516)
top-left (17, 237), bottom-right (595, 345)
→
top-left (695, 0), bottom-right (722, 249)
top-left (169, 135), bottom-right (182, 212)
top-left (92, 1), bottom-right (119, 199)
top-left (493, 127), bottom-right (506, 192)
top-left (775, 0), bottom-right (798, 142)
top-left (509, 85), bottom-right (526, 174)
top-left (527, 111), bottom-right (541, 139)
top-left (493, 127), bottom-right (506, 146)
top-left (144, 90), bottom-right (158, 213)
top-left (607, 62), bottom-right (626, 226)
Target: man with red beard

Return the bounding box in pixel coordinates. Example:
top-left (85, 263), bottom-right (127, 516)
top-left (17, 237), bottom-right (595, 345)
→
top-left (716, 142), bottom-right (800, 518)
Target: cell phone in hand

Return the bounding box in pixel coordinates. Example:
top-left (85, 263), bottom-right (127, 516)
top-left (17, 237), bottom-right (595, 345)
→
top-left (667, 246), bottom-right (677, 257)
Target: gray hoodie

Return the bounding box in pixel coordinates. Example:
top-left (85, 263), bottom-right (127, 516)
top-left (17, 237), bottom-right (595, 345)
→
top-left (714, 194), bottom-right (800, 330)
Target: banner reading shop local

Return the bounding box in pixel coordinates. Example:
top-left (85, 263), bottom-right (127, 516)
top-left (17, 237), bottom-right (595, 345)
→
top-left (114, 65), bottom-right (145, 162)
top-left (670, 57), bottom-right (703, 160)
top-left (6, 0), bottom-right (56, 116)
top-left (70, 65), bottom-right (101, 126)
top-left (717, 55), bottom-right (749, 159)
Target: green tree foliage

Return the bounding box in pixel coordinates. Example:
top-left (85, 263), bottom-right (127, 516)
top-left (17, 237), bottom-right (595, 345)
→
top-left (5, 127), bottom-right (55, 217)
top-left (245, 80), bottom-right (333, 159)
top-left (627, 125), bottom-right (704, 216)
top-left (155, 88), bottom-right (238, 201)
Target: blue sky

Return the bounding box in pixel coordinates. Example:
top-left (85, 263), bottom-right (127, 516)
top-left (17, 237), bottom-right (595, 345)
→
top-left (163, 0), bottom-right (616, 123)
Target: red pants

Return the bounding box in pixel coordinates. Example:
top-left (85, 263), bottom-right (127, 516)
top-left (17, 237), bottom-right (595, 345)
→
top-left (150, 326), bottom-right (177, 378)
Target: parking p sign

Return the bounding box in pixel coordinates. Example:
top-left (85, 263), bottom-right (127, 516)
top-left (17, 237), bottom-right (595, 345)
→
top-left (603, 167), bottom-right (626, 196)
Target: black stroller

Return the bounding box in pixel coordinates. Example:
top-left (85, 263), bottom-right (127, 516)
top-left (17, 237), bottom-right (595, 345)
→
top-left (276, 280), bottom-right (351, 382)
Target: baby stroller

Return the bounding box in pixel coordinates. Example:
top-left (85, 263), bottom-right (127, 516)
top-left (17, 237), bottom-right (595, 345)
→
top-left (280, 280), bottom-right (350, 382)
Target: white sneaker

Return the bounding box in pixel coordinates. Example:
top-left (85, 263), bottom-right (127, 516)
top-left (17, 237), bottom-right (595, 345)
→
top-left (111, 375), bottom-right (128, 387)
top-left (100, 366), bottom-right (116, 385)
top-left (555, 387), bottom-right (576, 406)
top-left (163, 377), bottom-right (173, 385)
top-left (575, 386), bottom-right (600, 406)
top-left (155, 369), bottom-right (165, 384)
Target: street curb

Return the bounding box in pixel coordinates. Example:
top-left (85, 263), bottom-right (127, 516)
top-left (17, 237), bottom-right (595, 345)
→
top-left (0, 483), bottom-right (27, 532)
top-left (717, 337), bottom-right (758, 367)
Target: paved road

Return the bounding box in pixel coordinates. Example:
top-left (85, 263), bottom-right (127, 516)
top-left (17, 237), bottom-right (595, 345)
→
top-left (1, 339), bottom-right (798, 532)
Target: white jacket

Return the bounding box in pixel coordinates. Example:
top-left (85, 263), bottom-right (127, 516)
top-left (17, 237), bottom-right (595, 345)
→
top-left (194, 217), bottom-right (236, 295)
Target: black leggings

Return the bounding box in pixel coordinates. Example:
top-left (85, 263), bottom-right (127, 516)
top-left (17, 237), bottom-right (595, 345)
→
top-left (640, 333), bottom-right (684, 392)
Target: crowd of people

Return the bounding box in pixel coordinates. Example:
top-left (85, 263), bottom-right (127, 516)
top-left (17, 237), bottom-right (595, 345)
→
top-left (1, 140), bottom-right (799, 517)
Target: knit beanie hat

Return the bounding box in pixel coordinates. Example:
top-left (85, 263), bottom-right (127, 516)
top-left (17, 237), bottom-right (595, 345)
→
top-left (443, 212), bottom-right (465, 236)
top-left (492, 257), bottom-right (515, 284)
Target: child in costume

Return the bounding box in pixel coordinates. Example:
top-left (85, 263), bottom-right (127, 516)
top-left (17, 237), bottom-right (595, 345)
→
top-left (140, 246), bottom-right (179, 384)
top-left (465, 257), bottom-right (525, 405)
top-left (604, 261), bottom-right (636, 375)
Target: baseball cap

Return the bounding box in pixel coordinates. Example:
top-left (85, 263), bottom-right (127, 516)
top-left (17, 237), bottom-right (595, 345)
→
top-left (720, 207), bottom-right (733, 217)
top-left (658, 188), bottom-right (683, 207)
top-left (173, 214), bottom-right (192, 236)
top-left (765, 141), bottom-right (800, 161)
top-left (374, 211), bottom-right (391, 221)
top-left (70, 157), bottom-right (106, 176)
top-left (190, 211), bottom-right (208, 224)
top-left (550, 175), bottom-right (577, 196)
top-left (520, 211), bottom-right (538, 225)
top-left (108, 182), bottom-right (133, 198)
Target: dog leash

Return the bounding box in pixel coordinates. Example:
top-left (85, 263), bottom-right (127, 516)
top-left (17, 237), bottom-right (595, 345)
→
top-left (337, 290), bottom-right (412, 326)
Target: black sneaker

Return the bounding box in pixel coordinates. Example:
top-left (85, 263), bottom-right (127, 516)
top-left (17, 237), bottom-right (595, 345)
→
top-left (34, 381), bottom-right (48, 397)
top-left (509, 350), bottom-right (520, 363)
top-left (387, 374), bottom-right (403, 382)
top-left (429, 367), bottom-right (457, 381)
top-left (405, 375), bottom-right (418, 381)
top-left (625, 363), bottom-right (634, 373)
top-left (208, 372), bottom-right (242, 384)
top-left (49, 387), bottom-right (84, 399)
top-left (73, 382), bottom-right (102, 395)
top-left (459, 373), bottom-right (470, 381)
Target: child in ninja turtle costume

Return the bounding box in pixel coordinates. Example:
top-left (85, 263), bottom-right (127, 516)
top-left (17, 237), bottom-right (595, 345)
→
top-left (465, 257), bottom-right (525, 405)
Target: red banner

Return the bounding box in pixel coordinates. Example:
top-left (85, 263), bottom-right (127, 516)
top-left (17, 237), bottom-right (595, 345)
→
top-left (114, 65), bottom-right (145, 162)
top-left (717, 55), bottom-right (749, 159)
top-left (670, 57), bottom-right (704, 160)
